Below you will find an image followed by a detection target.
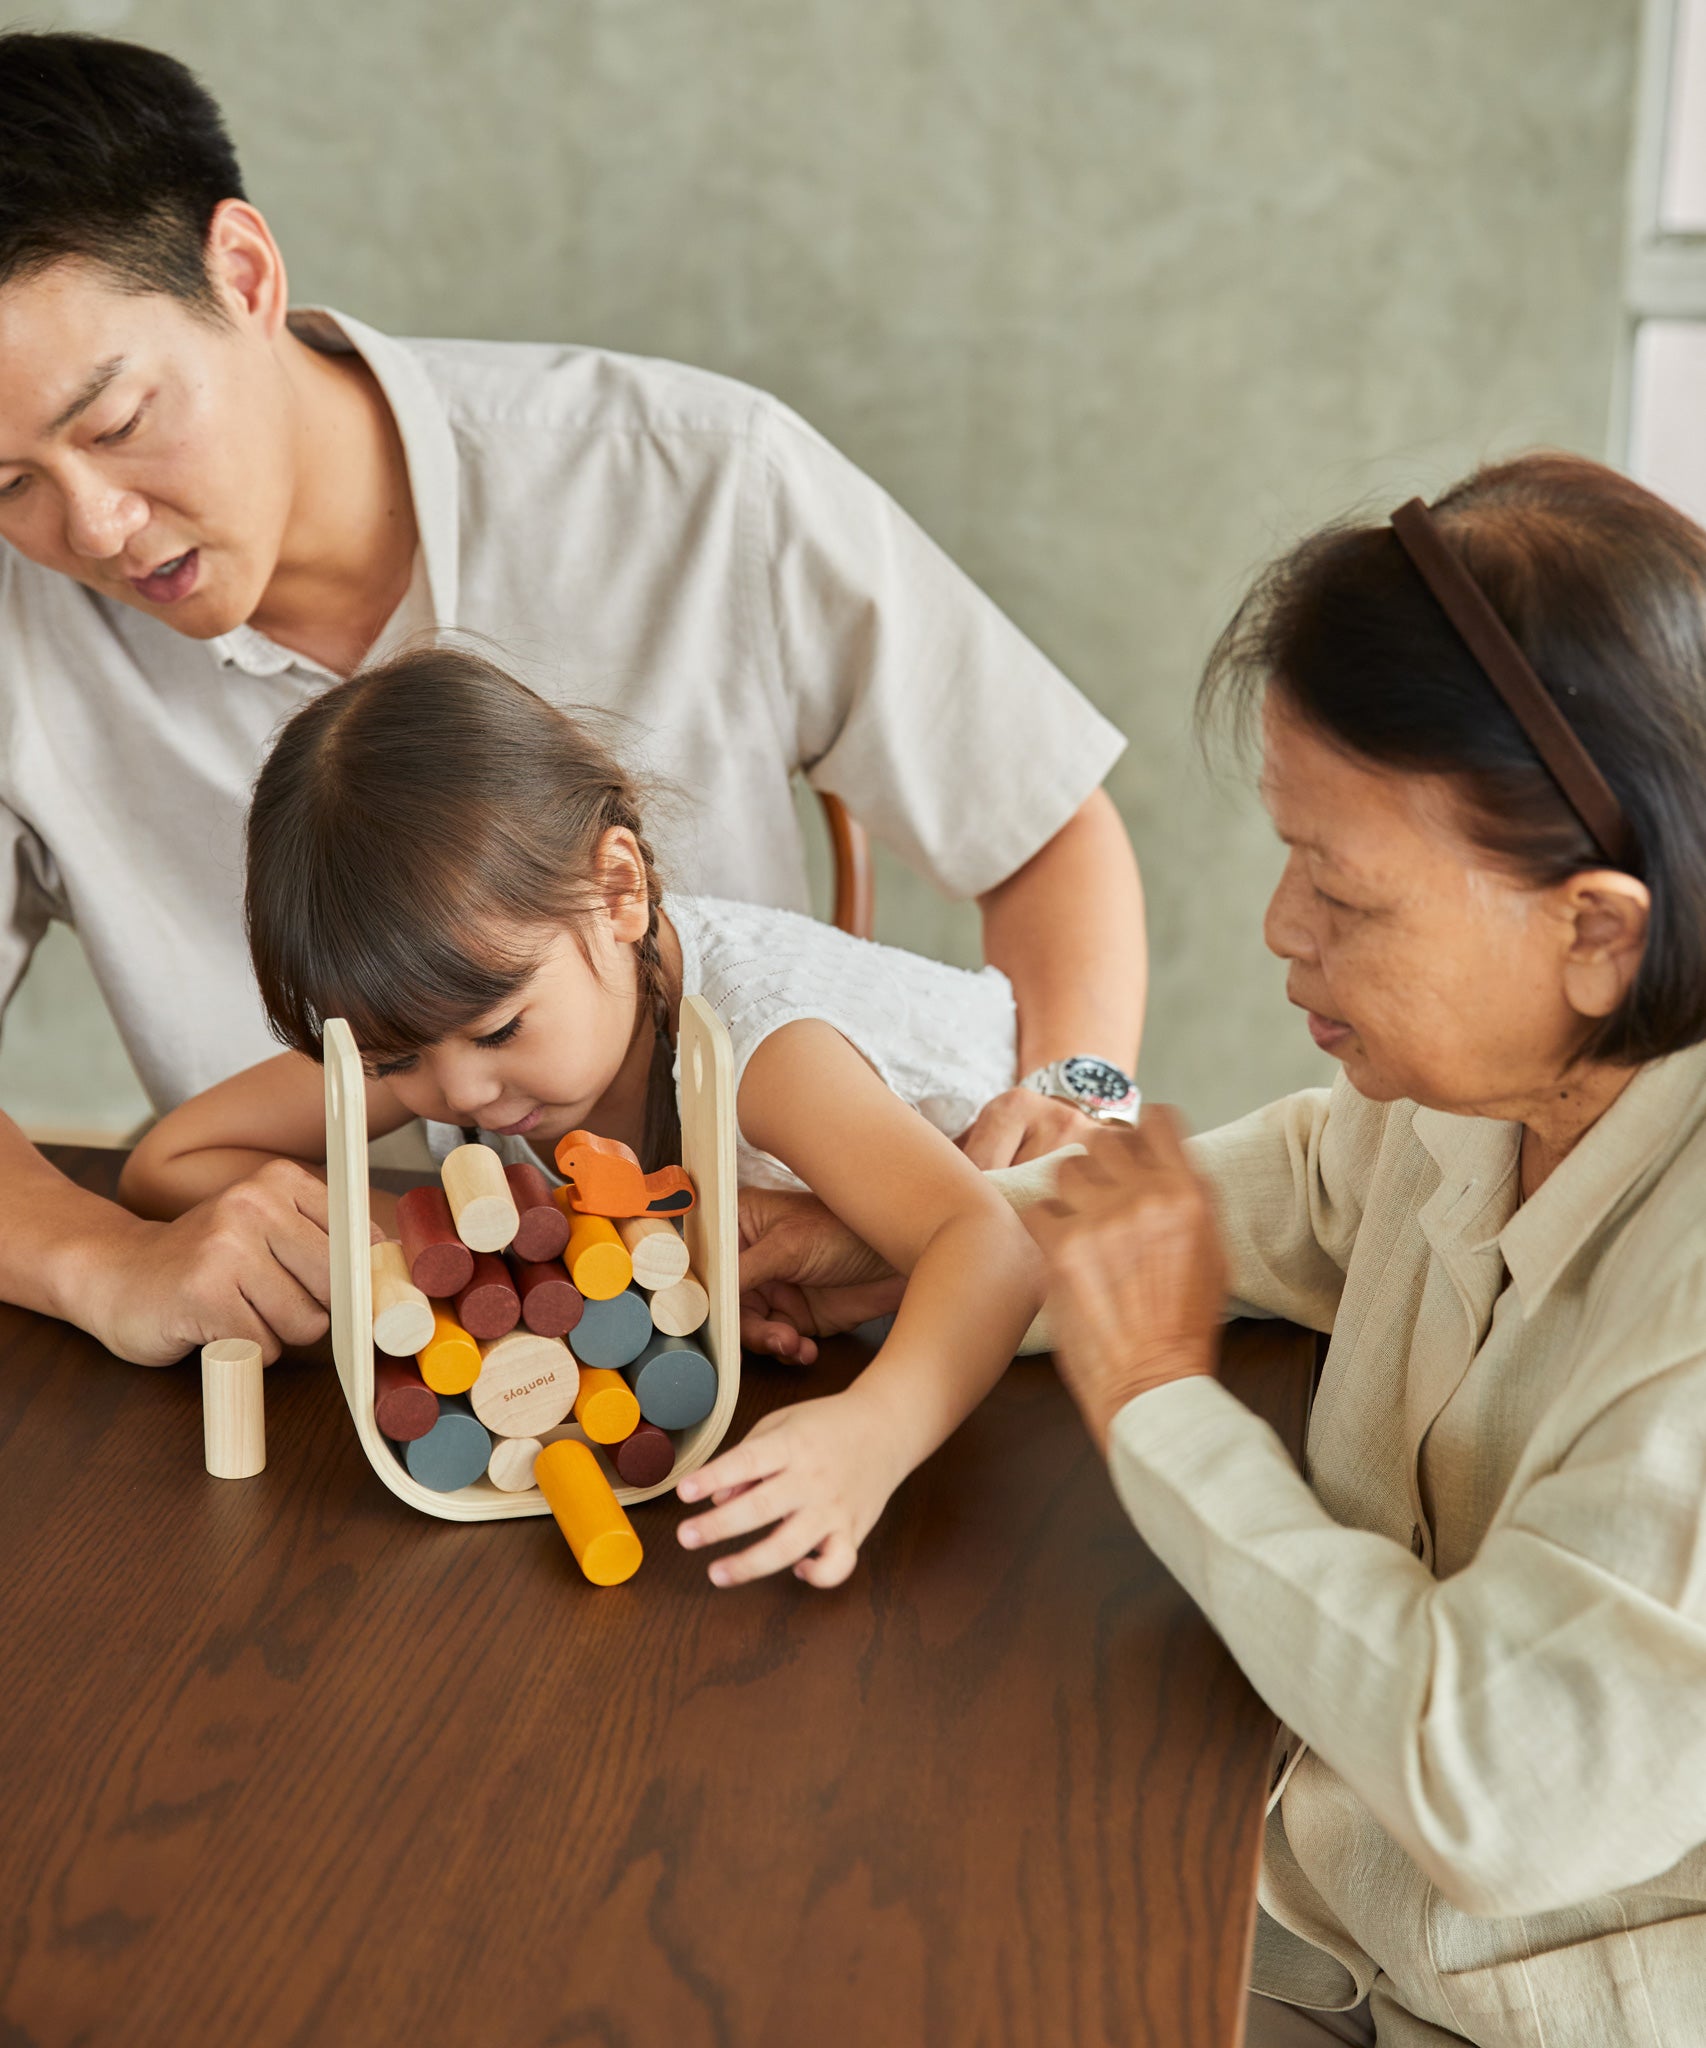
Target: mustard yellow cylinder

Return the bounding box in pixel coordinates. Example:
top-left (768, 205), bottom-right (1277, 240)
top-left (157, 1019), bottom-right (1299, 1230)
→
top-left (416, 1303), bottom-right (482, 1395)
top-left (573, 1365), bottom-right (643, 1445)
top-left (558, 1206), bottom-right (633, 1302)
top-left (534, 1439), bottom-right (643, 1586)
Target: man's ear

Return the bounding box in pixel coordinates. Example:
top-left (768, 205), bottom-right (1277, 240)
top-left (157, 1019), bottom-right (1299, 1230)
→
top-left (1559, 870), bottom-right (1651, 1022)
top-left (597, 827), bottom-right (652, 944)
top-left (203, 200), bottom-right (289, 338)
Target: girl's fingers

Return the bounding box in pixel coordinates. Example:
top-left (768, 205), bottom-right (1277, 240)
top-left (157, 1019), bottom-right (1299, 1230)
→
top-left (677, 1476), bottom-right (795, 1551)
top-left (706, 1512), bottom-right (825, 1588)
top-left (793, 1533), bottom-right (858, 1589)
top-left (677, 1433), bottom-right (786, 1504)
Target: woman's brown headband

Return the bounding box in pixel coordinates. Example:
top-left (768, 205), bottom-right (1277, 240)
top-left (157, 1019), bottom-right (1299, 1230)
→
top-left (1389, 498), bottom-right (1636, 868)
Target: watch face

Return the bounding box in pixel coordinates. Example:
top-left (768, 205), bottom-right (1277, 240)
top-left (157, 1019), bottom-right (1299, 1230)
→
top-left (1061, 1056), bottom-right (1135, 1107)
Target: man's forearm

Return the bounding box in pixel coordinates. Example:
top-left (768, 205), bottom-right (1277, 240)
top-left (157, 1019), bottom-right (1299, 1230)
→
top-left (977, 787), bottom-right (1146, 1074)
top-left (0, 1111), bottom-right (150, 1331)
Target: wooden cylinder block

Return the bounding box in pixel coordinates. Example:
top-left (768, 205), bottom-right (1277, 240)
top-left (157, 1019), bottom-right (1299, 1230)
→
top-left (513, 1258), bottom-right (584, 1338)
top-left (560, 1208), bottom-right (632, 1301)
top-left (613, 1420), bottom-right (676, 1489)
top-left (573, 1366), bottom-right (642, 1445)
top-left (454, 1252), bottom-right (521, 1341)
top-left (442, 1142), bottom-right (520, 1253)
top-left (646, 1269), bottom-right (709, 1339)
top-left (616, 1214), bottom-right (691, 1289)
top-left (535, 1438), bottom-right (643, 1586)
top-left (626, 1333), bottom-right (717, 1431)
top-left (569, 1287), bottom-right (653, 1371)
top-left (402, 1396), bottom-right (492, 1492)
top-left (370, 1239), bottom-right (437, 1356)
top-left (374, 1357), bottom-right (440, 1442)
top-left (468, 1330), bottom-right (578, 1438)
top-left (487, 1435), bottom-right (545, 1492)
top-left (417, 1304), bottom-right (482, 1396)
top-left (201, 1338), bottom-right (265, 1479)
top-left (505, 1160), bottom-right (570, 1264)
top-left (395, 1184), bottom-right (474, 1299)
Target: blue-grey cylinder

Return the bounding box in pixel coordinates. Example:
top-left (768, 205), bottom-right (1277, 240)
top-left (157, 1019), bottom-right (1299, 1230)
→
top-left (401, 1395), bottom-right (493, 1492)
top-left (626, 1333), bottom-right (717, 1430)
top-left (570, 1286), bottom-right (653, 1370)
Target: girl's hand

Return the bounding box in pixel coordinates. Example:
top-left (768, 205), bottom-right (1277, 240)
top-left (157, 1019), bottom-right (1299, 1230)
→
top-left (675, 1390), bottom-right (906, 1589)
top-left (737, 1187), bottom-right (903, 1362)
top-left (1027, 1109), bottom-right (1227, 1457)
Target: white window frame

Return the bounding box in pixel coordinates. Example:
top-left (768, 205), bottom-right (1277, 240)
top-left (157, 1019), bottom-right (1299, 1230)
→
top-left (1613, 0), bottom-right (1706, 461)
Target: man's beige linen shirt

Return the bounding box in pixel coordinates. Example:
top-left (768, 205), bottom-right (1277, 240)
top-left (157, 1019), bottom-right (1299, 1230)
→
top-left (1112, 1046), bottom-right (1706, 2048)
top-left (0, 310), bottom-right (1122, 1111)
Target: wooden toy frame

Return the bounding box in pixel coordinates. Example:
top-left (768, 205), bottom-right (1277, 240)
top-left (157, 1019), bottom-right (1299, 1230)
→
top-left (323, 995), bottom-right (740, 1521)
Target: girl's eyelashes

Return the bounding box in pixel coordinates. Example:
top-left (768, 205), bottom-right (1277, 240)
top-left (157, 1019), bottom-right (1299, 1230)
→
top-left (368, 1054), bottom-right (419, 1080)
top-left (472, 1015), bottom-right (523, 1050)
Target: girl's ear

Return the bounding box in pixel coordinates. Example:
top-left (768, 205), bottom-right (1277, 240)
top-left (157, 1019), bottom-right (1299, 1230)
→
top-left (596, 827), bottom-right (653, 945)
top-left (1559, 869), bottom-right (1651, 1022)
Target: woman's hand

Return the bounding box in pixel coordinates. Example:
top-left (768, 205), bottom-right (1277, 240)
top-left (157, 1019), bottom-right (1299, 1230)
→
top-left (676, 1388), bottom-right (906, 1588)
top-left (737, 1186), bottom-right (903, 1362)
top-left (1027, 1108), bottom-right (1227, 1456)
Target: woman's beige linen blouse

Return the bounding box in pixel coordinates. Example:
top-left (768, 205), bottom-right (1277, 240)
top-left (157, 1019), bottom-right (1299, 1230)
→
top-left (1109, 1043), bottom-right (1706, 2048)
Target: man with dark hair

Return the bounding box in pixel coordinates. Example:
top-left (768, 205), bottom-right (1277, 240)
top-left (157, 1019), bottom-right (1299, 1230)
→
top-left (0, 31), bottom-right (1146, 1365)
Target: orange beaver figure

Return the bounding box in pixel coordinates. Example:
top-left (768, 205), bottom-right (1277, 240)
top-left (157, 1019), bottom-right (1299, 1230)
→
top-left (552, 1130), bottom-right (697, 1218)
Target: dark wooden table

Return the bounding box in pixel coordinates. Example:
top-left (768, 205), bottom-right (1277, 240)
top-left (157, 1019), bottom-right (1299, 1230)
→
top-left (0, 1148), bottom-right (1313, 2048)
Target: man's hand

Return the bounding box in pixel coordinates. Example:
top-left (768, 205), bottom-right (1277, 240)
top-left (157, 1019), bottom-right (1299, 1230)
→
top-left (1026, 1109), bottom-right (1227, 1455)
top-left (737, 1186), bottom-right (902, 1362)
top-left (75, 1159), bottom-right (337, 1366)
top-left (958, 1087), bottom-right (1102, 1168)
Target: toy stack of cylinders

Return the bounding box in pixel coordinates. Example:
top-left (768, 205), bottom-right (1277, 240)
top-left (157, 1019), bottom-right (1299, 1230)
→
top-left (367, 1138), bottom-right (715, 1574)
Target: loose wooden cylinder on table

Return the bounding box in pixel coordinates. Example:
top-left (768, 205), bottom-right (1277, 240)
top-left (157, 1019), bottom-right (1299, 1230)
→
top-left (468, 1330), bottom-right (578, 1438)
top-left (374, 1357), bottom-right (440, 1442)
top-left (487, 1434), bottom-right (545, 1492)
top-left (395, 1184), bottom-right (474, 1299)
top-left (557, 1206), bottom-right (633, 1301)
top-left (513, 1257), bottom-right (584, 1338)
top-left (454, 1252), bottom-right (521, 1341)
top-left (534, 1438), bottom-right (643, 1586)
top-left (613, 1419), bottom-right (675, 1489)
top-left (370, 1240), bottom-right (436, 1356)
top-left (442, 1142), bottom-right (520, 1253)
top-left (570, 1286), bottom-right (653, 1370)
top-left (573, 1365), bottom-right (642, 1445)
top-left (616, 1214), bottom-right (691, 1289)
top-left (646, 1269), bottom-right (709, 1338)
top-left (201, 1338), bottom-right (265, 1479)
top-left (627, 1332), bottom-right (718, 1431)
top-left (402, 1396), bottom-right (492, 1492)
top-left (417, 1304), bottom-right (482, 1396)
top-left (504, 1161), bottom-right (570, 1263)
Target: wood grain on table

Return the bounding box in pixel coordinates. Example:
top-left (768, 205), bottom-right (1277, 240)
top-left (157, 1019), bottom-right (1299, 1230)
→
top-left (0, 1148), bottom-right (1314, 2048)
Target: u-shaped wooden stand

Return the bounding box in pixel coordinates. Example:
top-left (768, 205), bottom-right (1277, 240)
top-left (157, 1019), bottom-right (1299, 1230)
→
top-left (323, 995), bottom-right (741, 1521)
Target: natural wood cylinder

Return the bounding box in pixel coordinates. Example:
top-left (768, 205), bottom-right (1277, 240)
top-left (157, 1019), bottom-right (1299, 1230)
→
top-left (201, 1338), bottom-right (265, 1479)
top-left (535, 1438), bottom-right (643, 1586)
top-left (616, 1214), bottom-right (691, 1289)
top-left (646, 1269), bottom-right (709, 1338)
top-left (468, 1330), bottom-right (579, 1438)
top-left (442, 1142), bottom-right (520, 1254)
top-left (370, 1240), bottom-right (437, 1357)
top-left (487, 1435), bottom-right (545, 1492)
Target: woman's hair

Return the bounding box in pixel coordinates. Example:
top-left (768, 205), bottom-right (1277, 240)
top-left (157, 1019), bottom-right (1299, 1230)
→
top-left (1199, 452), bottom-right (1706, 1066)
top-left (247, 643), bottom-right (680, 1168)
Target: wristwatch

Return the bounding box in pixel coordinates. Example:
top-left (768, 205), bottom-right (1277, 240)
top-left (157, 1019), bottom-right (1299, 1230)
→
top-left (1019, 1056), bottom-right (1141, 1126)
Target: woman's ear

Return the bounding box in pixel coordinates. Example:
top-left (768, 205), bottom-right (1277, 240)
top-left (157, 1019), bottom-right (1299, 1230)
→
top-left (595, 827), bottom-right (653, 945)
top-left (1559, 870), bottom-right (1651, 1022)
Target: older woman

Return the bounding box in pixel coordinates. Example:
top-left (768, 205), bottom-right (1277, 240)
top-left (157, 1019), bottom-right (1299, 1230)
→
top-left (737, 453), bottom-right (1706, 2046)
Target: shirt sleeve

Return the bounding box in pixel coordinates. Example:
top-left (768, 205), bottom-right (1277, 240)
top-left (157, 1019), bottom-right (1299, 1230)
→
top-left (1107, 1287), bottom-right (1706, 1918)
top-left (0, 799), bottom-right (59, 1043)
top-left (752, 401), bottom-right (1126, 899)
top-left (1186, 1075), bottom-right (1377, 1331)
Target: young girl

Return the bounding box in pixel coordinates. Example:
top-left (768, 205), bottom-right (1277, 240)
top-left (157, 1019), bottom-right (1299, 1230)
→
top-left (122, 644), bottom-right (1044, 1589)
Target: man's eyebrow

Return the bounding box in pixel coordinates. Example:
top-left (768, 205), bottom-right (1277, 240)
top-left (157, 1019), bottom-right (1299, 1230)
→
top-left (43, 355), bottom-right (128, 437)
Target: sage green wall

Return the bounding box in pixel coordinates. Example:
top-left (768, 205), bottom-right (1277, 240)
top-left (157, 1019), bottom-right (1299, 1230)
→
top-left (1, 0), bottom-right (1640, 1137)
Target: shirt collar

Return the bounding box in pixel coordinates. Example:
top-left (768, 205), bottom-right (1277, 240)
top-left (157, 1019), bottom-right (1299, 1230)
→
top-left (1412, 1041), bottom-right (1706, 1318)
top-left (209, 305), bottom-right (459, 676)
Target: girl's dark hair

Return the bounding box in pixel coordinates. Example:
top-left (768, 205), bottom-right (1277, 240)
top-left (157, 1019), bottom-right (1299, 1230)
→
top-left (247, 645), bottom-right (680, 1169)
top-left (1200, 452), bottom-right (1706, 1066)
top-left (0, 32), bottom-right (244, 311)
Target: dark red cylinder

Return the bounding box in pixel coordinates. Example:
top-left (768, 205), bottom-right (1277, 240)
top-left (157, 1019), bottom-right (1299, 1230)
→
top-left (396, 1184), bottom-right (475, 1299)
top-left (453, 1252), bottom-right (521, 1341)
top-left (612, 1420), bottom-right (675, 1488)
top-left (374, 1357), bottom-right (440, 1442)
top-left (505, 1161), bottom-right (571, 1264)
top-left (512, 1257), bottom-right (585, 1338)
